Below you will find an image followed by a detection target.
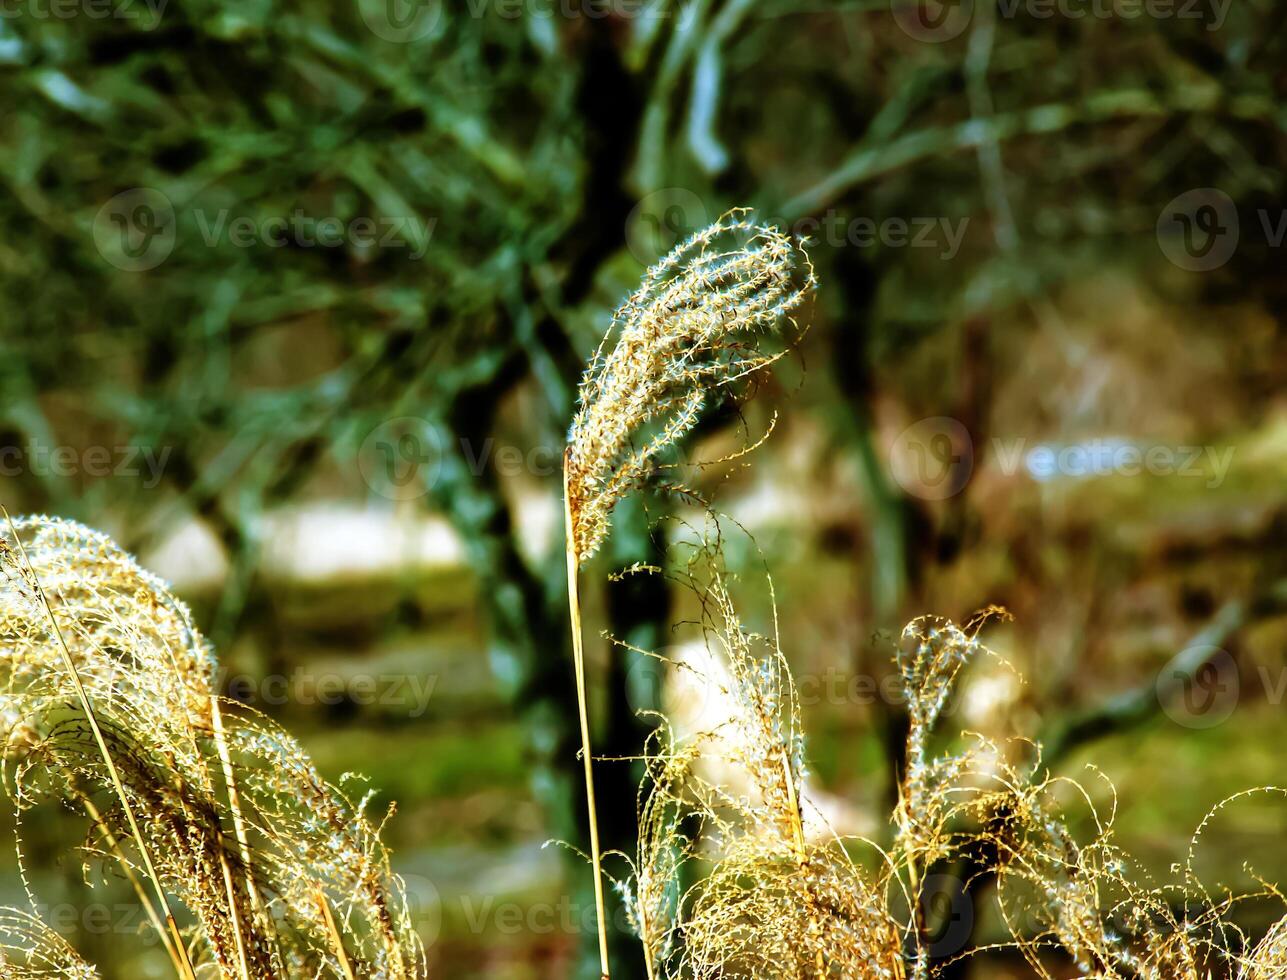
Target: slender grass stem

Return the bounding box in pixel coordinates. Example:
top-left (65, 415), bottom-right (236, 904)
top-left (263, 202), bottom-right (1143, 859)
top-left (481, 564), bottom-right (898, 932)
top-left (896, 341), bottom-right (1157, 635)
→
top-left (782, 753), bottom-right (827, 977)
top-left (210, 695), bottom-right (276, 965)
top-left (564, 454), bottom-right (612, 980)
top-left (216, 840), bottom-right (252, 980)
top-left (317, 887), bottom-right (357, 980)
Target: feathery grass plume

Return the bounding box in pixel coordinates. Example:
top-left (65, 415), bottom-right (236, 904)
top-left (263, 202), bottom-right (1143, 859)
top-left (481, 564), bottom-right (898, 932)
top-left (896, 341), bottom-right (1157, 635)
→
top-left (894, 616), bottom-right (999, 870)
top-left (0, 515), bottom-right (424, 978)
top-left (985, 762), bottom-right (1158, 977)
top-left (886, 612), bottom-right (1192, 979)
top-left (563, 209), bottom-right (814, 978)
top-left (565, 208), bottom-right (816, 565)
top-left (0, 512), bottom-right (201, 978)
top-left (0, 909), bottom-right (100, 979)
top-left (903, 620), bottom-right (1242, 980)
top-left (683, 836), bottom-right (902, 980)
top-left (892, 615), bottom-right (1000, 980)
top-left (980, 757), bottom-right (1278, 979)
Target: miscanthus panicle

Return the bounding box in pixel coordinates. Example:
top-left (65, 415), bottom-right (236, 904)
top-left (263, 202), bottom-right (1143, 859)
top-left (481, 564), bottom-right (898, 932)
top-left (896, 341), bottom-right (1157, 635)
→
top-left (565, 209), bottom-right (815, 565)
top-left (0, 516), bottom-right (424, 979)
top-left (608, 726), bottom-right (697, 980)
top-left (1245, 916), bottom-right (1287, 978)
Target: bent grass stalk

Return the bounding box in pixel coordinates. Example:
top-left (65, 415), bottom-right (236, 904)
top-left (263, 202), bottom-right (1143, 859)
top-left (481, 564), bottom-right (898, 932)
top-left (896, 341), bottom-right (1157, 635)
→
top-left (1, 507), bottom-right (197, 980)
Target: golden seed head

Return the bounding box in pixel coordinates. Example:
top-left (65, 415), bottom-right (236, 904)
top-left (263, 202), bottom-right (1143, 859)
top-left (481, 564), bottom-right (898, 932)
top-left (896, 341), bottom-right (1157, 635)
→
top-left (565, 209), bottom-right (815, 563)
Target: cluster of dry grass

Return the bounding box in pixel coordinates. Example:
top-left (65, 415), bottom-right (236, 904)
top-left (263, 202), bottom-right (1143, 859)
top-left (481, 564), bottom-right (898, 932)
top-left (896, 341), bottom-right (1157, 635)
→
top-left (2, 211), bottom-right (1285, 979)
top-left (565, 213), bottom-right (1287, 979)
top-left (603, 544), bottom-right (1287, 979)
top-left (564, 210), bottom-right (816, 977)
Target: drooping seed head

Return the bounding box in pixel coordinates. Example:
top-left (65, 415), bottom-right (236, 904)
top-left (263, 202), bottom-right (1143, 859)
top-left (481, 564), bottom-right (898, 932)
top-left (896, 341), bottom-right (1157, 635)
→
top-left (565, 209), bottom-right (815, 563)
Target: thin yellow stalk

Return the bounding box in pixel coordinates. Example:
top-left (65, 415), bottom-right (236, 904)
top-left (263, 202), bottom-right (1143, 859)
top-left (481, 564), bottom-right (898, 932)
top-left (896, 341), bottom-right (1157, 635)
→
top-left (216, 839), bottom-right (252, 980)
top-left (210, 694), bottom-right (273, 960)
top-left (782, 753), bottom-right (827, 977)
top-left (316, 887), bottom-right (356, 980)
top-left (3, 508), bottom-right (197, 980)
top-left (563, 454), bottom-right (612, 980)
top-left (781, 753), bottom-right (807, 858)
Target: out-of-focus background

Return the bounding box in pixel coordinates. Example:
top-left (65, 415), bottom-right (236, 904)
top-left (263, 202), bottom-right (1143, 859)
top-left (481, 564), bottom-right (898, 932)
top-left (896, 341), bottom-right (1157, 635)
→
top-left (2, 0), bottom-right (1286, 976)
